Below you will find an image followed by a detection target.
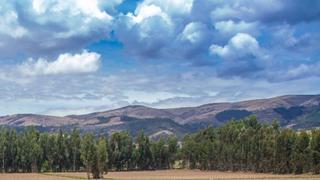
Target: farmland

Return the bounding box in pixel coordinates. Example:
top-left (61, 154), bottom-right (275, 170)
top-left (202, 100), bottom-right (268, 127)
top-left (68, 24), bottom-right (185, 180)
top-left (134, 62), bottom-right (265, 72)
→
top-left (1, 170), bottom-right (320, 180)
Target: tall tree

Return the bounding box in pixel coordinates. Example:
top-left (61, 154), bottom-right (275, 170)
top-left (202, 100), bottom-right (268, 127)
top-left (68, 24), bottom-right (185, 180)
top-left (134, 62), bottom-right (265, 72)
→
top-left (70, 128), bottom-right (81, 171)
top-left (57, 129), bottom-right (66, 171)
top-left (136, 131), bottom-right (153, 170)
top-left (39, 133), bottom-right (50, 172)
top-left (96, 137), bottom-right (108, 178)
top-left (151, 139), bottom-right (168, 169)
top-left (0, 128), bottom-right (8, 172)
top-left (168, 136), bottom-right (178, 168)
top-left (109, 132), bottom-right (132, 170)
top-left (274, 129), bottom-right (296, 174)
top-left (18, 128), bottom-right (41, 172)
top-left (311, 129), bottom-right (320, 174)
top-left (6, 129), bottom-right (18, 172)
top-left (293, 131), bottom-right (310, 174)
top-left (80, 133), bottom-right (96, 179)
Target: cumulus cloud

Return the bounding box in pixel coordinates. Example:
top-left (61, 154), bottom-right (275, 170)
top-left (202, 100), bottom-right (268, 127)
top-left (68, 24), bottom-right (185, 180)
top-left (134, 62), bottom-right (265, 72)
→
top-left (210, 33), bottom-right (260, 60)
top-left (0, 0), bottom-right (122, 58)
top-left (138, 0), bottom-right (194, 17)
top-left (115, 0), bottom-right (205, 59)
top-left (175, 21), bottom-right (212, 59)
top-left (31, 0), bottom-right (113, 21)
top-left (180, 22), bottom-right (208, 44)
top-left (1, 0), bottom-right (320, 116)
top-left (2, 0), bottom-right (318, 64)
top-left (209, 33), bottom-right (267, 78)
top-left (115, 5), bottom-right (175, 58)
top-left (209, 0), bottom-right (320, 24)
top-left (0, 10), bottom-right (28, 38)
top-left (115, 0), bottom-right (320, 62)
top-left (128, 4), bottom-right (170, 24)
top-left (112, 0), bottom-right (320, 81)
top-left (214, 20), bottom-right (259, 36)
top-left (18, 50), bottom-right (101, 76)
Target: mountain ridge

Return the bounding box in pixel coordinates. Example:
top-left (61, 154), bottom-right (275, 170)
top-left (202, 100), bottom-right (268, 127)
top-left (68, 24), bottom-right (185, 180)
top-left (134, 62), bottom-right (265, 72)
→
top-left (1, 94), bottom-right (320, 138)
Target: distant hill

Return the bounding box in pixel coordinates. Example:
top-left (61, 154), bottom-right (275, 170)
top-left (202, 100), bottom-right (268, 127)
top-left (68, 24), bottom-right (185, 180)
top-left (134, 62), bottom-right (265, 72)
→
top-left (1, 94), bottom-right (320, 139)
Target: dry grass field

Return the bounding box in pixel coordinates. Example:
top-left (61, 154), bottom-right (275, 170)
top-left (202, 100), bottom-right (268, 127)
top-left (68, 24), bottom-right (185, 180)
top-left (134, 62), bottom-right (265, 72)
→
top-left (1, 170), bottom-right (320, 180)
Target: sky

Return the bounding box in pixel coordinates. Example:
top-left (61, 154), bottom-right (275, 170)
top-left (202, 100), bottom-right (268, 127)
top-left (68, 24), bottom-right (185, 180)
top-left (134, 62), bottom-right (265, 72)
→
top-left (0, 0), bottom-right (320, 116)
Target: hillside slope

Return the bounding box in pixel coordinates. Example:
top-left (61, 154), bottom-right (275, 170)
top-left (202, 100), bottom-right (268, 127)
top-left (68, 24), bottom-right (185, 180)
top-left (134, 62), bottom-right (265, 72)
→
top-left (1, 94), bottom-right (319, 138)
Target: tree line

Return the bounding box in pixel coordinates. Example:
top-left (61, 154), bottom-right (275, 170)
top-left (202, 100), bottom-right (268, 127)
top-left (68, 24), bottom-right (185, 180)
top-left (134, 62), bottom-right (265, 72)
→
top-left (0, 126), bottom-right (178, 179)
top-left (181, 116), bottom-right (320, 174)
top-left (0, 116), bottom-right (320, 178)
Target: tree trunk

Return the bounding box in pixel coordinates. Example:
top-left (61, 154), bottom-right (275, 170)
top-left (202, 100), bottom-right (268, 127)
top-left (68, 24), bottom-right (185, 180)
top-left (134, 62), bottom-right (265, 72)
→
top-left (31, 161), bottom-right (37, 173)
top-left (2, 150), bottom-right (4, 173)
top-left (73, 152), bottom-right (76, 172)
top-left (86, 164), bottom-right (91, 179)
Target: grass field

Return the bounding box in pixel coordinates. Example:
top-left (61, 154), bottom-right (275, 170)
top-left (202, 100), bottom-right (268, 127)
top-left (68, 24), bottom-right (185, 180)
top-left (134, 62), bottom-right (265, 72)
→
top-left (1, 170), bottom-right (320, 180)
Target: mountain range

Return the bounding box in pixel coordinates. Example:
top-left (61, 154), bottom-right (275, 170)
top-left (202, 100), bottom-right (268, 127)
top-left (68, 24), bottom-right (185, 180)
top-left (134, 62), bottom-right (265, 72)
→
top-left (1, 94), bottom-right (320, 139)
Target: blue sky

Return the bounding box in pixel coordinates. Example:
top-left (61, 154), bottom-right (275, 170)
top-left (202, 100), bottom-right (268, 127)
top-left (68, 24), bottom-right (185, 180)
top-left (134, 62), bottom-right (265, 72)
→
top-left (0, 0), bottom-right (320, 116)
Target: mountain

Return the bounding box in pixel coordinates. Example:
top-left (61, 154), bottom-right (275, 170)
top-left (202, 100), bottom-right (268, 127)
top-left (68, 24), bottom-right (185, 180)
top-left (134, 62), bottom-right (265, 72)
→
top-left (1, 94), bottom-right (320, 139)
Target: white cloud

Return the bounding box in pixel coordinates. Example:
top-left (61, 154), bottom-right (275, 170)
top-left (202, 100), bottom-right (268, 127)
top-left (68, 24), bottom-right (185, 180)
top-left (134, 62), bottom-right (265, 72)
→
top-left (210, 33), bottom-right (260, 59)
top-left (74, 0), bottom-right (113, 20)
top-left (0, 0), bottom-right (122, 58)
top-left (180, 22), bottom-right (208, 44)
top-left (28, 0), bottom-right (114, 38)
top-left (138, 0), bottom-right (193, 17)
top-left (115, 1), bottom-right (176, 58)
top-left (124, 90), bottom-right (191, 104)
top-left (209, 1), bottom-right (282, 22)
top-left (214, 20), bottom-right (258, 35)
top-left (30, 0), bottom-right (113, 19)
top-left (0, 11), bottom-right (28, 38)
top-left (115, 0), bottom-right (204, 59)
top-left (44, 106), bottom-right (111, 116)
top-left (211, 5), bottom-right (249, 21)
top-left (271, 63), bottom-right (320, 81)
top-left (128, 4), bottom-right (169, 24)
top-left (1, 62), bottom-right (320, 116)
top-left (18, 50), bottom-right (101, 76)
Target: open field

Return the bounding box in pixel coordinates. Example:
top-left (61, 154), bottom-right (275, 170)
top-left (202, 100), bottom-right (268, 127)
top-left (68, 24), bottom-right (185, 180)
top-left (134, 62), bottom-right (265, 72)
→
top-left (1, 170), bottom-right (320, 180)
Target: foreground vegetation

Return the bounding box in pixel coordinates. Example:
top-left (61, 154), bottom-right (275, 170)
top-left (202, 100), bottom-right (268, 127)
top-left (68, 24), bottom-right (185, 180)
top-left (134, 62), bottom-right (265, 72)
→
top-left (0, 116), bottom-right (320, 179)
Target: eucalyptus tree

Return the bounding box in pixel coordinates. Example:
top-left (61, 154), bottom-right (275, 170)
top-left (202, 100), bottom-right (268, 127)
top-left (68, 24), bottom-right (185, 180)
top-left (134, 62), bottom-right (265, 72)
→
top-left (311, 129), bottom-right (320, 174)
top-left (80, 133), bottom-right (96, 179)
top-left (136, 131), bottom-right (153, 170)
